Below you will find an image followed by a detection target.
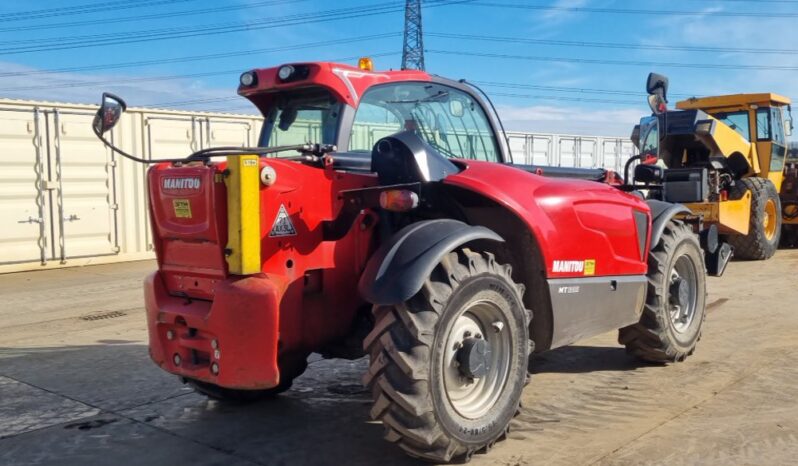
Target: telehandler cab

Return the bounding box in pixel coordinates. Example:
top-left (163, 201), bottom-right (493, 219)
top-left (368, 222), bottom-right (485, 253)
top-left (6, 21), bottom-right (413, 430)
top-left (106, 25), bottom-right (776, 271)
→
top-left (92, 60), bottom-right (725, 463)
top-left (630, 73), bottom-right (794, 260)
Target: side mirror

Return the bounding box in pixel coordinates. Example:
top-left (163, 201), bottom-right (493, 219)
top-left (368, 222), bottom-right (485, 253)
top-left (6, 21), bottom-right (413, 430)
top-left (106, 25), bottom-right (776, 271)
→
top-left (646, 72), bottom-right (669, 101)
top-left (449, 99), bottom-right (465, 118)
top-left (646, 72), bottom-right (669, 114)
top-left (786, 105), bottom-right (794, 136)
top-left (92, 93), bottom-right (127, 134)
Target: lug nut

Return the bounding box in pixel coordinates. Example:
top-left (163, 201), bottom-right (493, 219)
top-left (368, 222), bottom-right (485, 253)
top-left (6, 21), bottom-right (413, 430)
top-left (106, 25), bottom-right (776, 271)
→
top-left (210, 362), bottom-right (219, 375)
top-left (173, 353), bottom-right (181, 366)
top-left (475, 333), bottom-right (483, 339)
top-left (214, 350), bottom-right (221, 360)
top-left (166, 330), bottom-right (175, 340)
top-left (210, 339), bottom-right (218, 349)
top-left (492, 321), bottom-right (504, 333)
top-left (463, 331), bottom-right (472, 338)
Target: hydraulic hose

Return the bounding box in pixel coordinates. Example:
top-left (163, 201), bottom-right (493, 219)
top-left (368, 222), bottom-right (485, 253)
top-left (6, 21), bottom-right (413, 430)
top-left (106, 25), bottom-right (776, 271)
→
top-left (93, 124), bottom-right (329, 165)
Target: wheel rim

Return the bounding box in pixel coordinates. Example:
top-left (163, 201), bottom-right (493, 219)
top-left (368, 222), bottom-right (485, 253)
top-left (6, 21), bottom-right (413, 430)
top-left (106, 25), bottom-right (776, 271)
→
top-left (764, 198), bottom-right (777, 241)
top-left (442, 299), bottom-right (511, 419)
top-left (668, 255), bottom-right (698, 334)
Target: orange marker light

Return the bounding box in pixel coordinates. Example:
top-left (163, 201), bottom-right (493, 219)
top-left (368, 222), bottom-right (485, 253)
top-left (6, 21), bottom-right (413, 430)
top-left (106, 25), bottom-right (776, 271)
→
top-left (358, 57), bottom-right (374, 71)
top-left (379, 190), bottom-right (419, 212)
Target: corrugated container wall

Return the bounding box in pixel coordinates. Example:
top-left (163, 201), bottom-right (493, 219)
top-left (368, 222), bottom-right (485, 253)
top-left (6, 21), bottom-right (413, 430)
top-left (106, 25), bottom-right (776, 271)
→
top-left (0, 98), bottom-right (636, 273)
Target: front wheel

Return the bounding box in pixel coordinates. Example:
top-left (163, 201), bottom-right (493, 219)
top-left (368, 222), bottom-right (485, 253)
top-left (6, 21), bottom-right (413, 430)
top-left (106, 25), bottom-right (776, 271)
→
top-left (363, 249), bottom-right (531, 463)
top-left (619, 220), bottom-right (707, 362)
top-left (727, 177), bottom-right (781, 260)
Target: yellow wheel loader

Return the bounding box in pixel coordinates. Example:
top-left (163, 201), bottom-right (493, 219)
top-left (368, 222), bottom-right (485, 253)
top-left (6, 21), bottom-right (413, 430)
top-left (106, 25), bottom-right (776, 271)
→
top-left (629, 73), bottom-right (794, 260)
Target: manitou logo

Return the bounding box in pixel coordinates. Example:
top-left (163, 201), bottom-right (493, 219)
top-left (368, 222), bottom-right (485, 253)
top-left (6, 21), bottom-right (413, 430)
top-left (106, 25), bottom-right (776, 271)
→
top-left (162, 177), bottom-right (201, 191)
top-left (552, 260), bottom-right (585, 273)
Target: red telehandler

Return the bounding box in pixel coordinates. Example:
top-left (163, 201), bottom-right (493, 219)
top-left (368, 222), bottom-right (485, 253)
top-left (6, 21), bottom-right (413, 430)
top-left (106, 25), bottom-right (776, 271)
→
top-left (91, 60), bottom-right (729, 463)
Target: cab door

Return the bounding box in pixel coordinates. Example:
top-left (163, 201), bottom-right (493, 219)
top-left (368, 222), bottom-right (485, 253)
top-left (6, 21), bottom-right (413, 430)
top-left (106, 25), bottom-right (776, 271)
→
top-left (755, 106), bottom-right (788, 190)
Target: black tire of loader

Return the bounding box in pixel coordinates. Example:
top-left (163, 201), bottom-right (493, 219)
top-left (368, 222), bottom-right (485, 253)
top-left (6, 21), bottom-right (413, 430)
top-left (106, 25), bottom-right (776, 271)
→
top-left (727, 177), bottom-right (781, 260)
top-left (363, 248), bottom-right (532, 463)
top-left (186, 354), bottom-right (308, 402)
top-left (618, 220), bottom-right (707, 363)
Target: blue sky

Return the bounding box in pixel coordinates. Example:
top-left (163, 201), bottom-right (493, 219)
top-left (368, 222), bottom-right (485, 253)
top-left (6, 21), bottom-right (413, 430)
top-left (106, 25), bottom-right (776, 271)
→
top-left (1, 0), bottom-right (795, 136)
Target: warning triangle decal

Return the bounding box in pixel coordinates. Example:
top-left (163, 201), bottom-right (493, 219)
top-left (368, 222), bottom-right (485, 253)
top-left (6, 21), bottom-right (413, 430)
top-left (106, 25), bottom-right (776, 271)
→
top-left (269, 204), bottom-right (297, 237)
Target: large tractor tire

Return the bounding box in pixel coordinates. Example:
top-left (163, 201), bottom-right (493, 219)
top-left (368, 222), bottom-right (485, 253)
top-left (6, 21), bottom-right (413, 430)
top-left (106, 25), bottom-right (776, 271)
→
top-left (619, 220), bottom-right (706, 363)
top-left (363, 249), bottom-right (531, 463)
top-left (727, 177), bottom-right (781, 260)
top-left (186, 353), bottom-right (308, 402)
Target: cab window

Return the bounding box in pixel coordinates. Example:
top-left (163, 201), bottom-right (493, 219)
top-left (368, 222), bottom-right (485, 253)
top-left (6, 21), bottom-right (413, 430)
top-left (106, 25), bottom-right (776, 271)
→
top-left (714, 111), bottom-right (750, 140)
top-left (757, 108), bottom-right (772, 141)
top-left (259, 87), bottom-right (342, 155)
top-left (350, 82), bottom-right (501, 162)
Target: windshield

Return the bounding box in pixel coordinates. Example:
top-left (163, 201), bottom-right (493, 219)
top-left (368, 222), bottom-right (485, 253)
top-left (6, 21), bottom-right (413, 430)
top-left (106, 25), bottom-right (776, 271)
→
top-left (258, 87), bottom-right (343, 155)
top-left (349, 82), bottom-right (500, 162)
top-left (714, 111), bottom-right (750, 141)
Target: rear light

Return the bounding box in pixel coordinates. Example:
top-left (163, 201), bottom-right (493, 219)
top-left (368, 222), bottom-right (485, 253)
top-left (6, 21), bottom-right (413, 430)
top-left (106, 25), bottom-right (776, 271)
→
top-left (720, 189), bottom-right (729, 201)
top-left (379, 190), bottom-right (419, 212)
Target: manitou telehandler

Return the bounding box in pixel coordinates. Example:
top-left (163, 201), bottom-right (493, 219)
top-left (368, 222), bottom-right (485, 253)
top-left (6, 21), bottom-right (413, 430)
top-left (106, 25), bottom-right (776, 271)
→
top-left (630, 73), bottom-right (794, 260)
top-left (92, 60), bottom-right (727, 463)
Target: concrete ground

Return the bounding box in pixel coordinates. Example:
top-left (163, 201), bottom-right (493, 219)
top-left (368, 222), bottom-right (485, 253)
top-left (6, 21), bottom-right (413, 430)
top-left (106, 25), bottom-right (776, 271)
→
top-left (1, 252), bottom-right (797, 466)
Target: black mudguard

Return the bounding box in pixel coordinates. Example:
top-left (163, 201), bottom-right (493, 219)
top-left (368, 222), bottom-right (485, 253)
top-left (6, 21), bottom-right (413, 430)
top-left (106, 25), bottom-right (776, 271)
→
top-left (646, 199), bottom-right (731, 276)
top-left (647, 199), bottom-right (691, 248)
top-left (358, 219), bottom-right (504, 305)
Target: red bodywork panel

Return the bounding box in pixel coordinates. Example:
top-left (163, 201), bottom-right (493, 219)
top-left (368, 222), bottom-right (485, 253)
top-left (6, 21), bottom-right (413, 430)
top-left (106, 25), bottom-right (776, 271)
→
top-left (145, 159), bottom-right (377, 389)
top-left (445, 160), bottom-right (651, 277)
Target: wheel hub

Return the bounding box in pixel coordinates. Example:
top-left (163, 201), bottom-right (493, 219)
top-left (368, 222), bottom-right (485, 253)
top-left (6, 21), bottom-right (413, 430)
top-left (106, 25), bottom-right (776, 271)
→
top-left (668, 256), bottom-right (698, 334)
top-left (669, 276), bottom-right (689, 310)
top-left (442, 301), bottom-right (511, 419)
top-left (456, 337), bottom-right (491, 379)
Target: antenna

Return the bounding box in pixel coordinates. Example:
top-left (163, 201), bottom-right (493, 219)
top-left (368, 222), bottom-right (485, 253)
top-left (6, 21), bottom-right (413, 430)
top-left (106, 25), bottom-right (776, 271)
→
top-left (401, 0), bottom-right (424, 70)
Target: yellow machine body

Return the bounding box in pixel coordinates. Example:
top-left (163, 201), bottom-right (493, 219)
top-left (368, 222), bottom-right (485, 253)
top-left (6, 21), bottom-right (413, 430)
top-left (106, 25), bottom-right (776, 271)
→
top-left (677, 93), bottom-right (792, 192)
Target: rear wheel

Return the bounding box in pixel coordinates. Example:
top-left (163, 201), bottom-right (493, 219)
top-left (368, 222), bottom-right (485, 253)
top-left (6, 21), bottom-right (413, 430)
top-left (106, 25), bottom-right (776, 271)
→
top-left (619, 220), bottom-right (706, 362)
top-left (363, 249), bottom-right (531, 463)
top-left (186, 353), bottom-right (308, 402)
top-left (727, 177), bottom-right (781, 260)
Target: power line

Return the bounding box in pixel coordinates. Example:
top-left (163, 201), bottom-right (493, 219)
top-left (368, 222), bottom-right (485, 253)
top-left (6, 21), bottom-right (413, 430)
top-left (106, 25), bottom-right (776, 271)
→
top-left (428, 32), bottom-right (798, 56)
top-left (0, 0), bottom-right (465, 55)
top-left (0, 51), bottom-right (401, 94)
top-left (0, 0), bottom-right (202, 23)
top-left (0, 0), bottom-right (312, 33)
top-left (475, 81), bottom-right (693, 99)
top-left (428, 49), bottom-right (798, 71)
top-left (0, 2), bottom-right (402, 48)
top-left (468, 1), bottom-right (798, 18)
top-left (489, 92), bottom-right (641, 105)
top-left (0, 33), bottom-right (401, 78)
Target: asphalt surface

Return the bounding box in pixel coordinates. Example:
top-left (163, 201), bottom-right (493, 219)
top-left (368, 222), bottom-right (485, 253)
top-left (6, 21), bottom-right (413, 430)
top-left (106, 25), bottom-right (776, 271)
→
top-left (1, 252), bottom-right (797, 466)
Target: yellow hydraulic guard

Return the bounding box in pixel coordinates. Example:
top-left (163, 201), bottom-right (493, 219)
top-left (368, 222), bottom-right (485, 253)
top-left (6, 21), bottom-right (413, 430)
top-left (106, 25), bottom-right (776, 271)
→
top-left (225, 155), bottom-right (261, 275)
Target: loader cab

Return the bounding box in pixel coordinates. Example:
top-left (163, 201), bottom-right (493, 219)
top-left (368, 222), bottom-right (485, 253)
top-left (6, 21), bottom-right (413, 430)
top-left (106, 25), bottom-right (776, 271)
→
top-left (676, 94), bottom-right (793, 191)
top-left (237, 62), bottom-right (511, 166)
